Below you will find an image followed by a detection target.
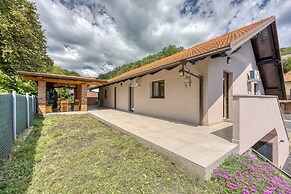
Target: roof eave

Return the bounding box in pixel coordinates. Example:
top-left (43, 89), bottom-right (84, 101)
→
top-left (105, 45), bottom-right (231, 86)
top-left (270, 20), bottom-right (286, 99)
top-left (17, 71), bottom-right (107, 83)
top-left (230, 16), bottom-right (275, 51)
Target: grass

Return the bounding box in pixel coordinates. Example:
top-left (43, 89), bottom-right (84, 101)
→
top-left (1, 114), bottom-right (290, 193)
top-left (0, 114), bottom-right (220, 193)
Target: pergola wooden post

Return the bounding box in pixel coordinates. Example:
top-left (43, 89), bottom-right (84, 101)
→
top-left (17, 71), bottom-right (107, 115)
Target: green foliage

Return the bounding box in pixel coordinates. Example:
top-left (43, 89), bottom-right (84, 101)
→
top-left (98, 45), bottom-right (184, 79)
top-left (0, 70), bottom-right (37, 94)
top-left (0, 0), bottom-right (54, 94)
top-left (0, 0), bottom-right (79, 94)
top-left (0, 0), bottom-right (53, 74)
top-left (283, 57), bottom-right (291, 73)
top-left (281, 47), bottom-right (291, 56)
top-left (56, 88), bottom-right (74, 103)
top-left (50, 65), bottom-right (80, 76)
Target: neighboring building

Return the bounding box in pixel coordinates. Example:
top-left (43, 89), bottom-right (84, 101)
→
top-left (284, 71), bottom-right (291, 99)
top-left (96, 16), bottom-right (289, 169)
top-left (87, 90), bottom-right (99, 106)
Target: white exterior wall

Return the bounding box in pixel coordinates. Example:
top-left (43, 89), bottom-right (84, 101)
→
top-left (233, 95), bottom-right (289, 167)
top-left (100, 65), bottom-right (201, 124)
top-left (134, 65), bottom-right (200, 124)
top-left (116, 80), bottom-right (130, 111)
top-left (100, 40), bottom-right (264, 125)
top-left (100, 80), bottom-right (130, 111)
top-left (203, 40), bottom-right (264, 125)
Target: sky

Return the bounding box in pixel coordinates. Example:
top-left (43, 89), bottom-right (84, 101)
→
top-left (30, 0), bottom-right (291, 77)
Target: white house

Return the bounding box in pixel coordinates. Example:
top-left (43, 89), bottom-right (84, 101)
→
top-left (96, 16), bottom-right (289, 170)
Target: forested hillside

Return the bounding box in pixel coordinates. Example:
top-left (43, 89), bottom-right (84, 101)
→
top-left (0, 0), bottom-right (78, 94)
top-left (50, 65), bottom-right (80, 77)
top-left (283, 57), bottom-right (291, 73)
top-left (281, 47), bottom-right (291, 56)
top-left (98, 45), bottom-right (184, 79)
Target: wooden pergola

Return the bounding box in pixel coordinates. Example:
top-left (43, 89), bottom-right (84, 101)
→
top-left (17, 71), bottom-right (107, 114)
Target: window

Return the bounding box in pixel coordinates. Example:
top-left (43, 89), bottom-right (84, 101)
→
top-left (152, 80), bottom-right (165, 98)
top-left (104, 90), bottom-right (107, 99)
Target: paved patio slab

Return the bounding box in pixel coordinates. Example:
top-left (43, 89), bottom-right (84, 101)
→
top-left (89, 108), bottom-right (238, 179)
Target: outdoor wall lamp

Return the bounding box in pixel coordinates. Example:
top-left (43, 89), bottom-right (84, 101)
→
top-left (179, 68), bottom-right (185, 77)
top-left (184, 76), bottom-right (192, 88)
top-left (179, 63), bottom-right (202, 80)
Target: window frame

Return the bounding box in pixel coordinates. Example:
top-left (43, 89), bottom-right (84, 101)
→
top-left (104, 90), bottom-right (107, 99)
top-left (151, 80), bottom-right (165, 98)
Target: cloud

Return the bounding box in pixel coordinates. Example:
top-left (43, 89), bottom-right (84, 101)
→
top-left (30, 0), bottom-right (291, 77)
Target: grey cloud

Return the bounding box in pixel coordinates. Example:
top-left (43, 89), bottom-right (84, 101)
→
top-left (30, 0), bottom-right (291, 77)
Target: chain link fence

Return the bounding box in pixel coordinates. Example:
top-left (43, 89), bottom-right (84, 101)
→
top-left (0, 92), bottom-right (36, 159)
top-left (0, 94), bottom-right (13, 159)
top-left (16, 94), bottom-right (27, 136)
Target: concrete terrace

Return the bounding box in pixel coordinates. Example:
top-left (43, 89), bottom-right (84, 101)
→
top-left (89, 108), bottom-right (238, 179)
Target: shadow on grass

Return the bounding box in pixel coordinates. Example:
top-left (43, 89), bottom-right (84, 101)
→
top-left (0, 115), bottom-right (44, 194)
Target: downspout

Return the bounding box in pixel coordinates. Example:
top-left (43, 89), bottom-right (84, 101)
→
top-left (181, 63), bottom-right (204, 125)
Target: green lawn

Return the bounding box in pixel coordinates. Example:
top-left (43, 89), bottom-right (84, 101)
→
top-left (0, 114), bottom-right (221, 193)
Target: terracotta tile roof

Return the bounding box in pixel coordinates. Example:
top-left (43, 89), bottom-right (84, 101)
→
top-left (109, 16), bottom-right (274, 84)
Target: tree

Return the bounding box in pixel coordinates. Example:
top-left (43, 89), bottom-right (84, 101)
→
top-left (281, 47), bottom-right (291, 56)
top-left (283, 57), bottom-right (291, 73)
top-left (0, 69), bottom-right (37, 94)
top-left (50, 65), bottom-right (80, 77)
top-left (0, 0), bottom-right (53, 74)
top-left (98, 45), bottom-right (184, 79)
top-left (0, 0), bottom-right (55, 94)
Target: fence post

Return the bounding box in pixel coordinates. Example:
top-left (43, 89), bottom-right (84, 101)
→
top-left (12, 91), bottom-right (17, 141)
top-left (26, 93), bottom-right (30, 127)
top-left (34, 95), bottom-right (36, 113)
top-left (31, 95), bottom-right (34, 114)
